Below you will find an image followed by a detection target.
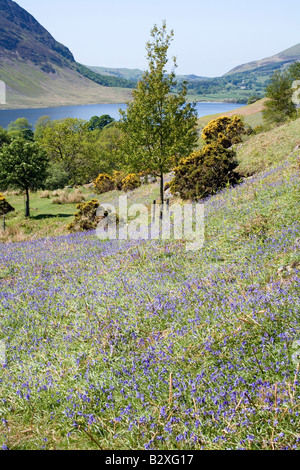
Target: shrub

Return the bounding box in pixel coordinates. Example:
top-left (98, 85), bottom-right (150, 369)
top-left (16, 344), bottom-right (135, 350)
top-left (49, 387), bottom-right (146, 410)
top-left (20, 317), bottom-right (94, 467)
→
top-left (67, 199), bottom-right (100, 233)
top-left (94, 174), bottom-right (114, 194)
top-left (201, 115), bottom-right (245, 147)
top-left (170, 143), bottom-right (239, 200)
top-left (121, 173), bottom-right (141, 192)
top-left (112, 171), bottom-right (126, 190)
top-left (0, 192), bottom-right (14, 215)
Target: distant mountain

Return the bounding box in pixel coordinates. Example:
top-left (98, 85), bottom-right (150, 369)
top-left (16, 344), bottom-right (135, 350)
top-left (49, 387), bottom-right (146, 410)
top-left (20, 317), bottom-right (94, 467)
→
top-left (87, 66), bottom-right (210, 83)
top-left (0, 0), bottom-right (132, 108)
top-left (225, 43), bottom-right (300, 75)
top-left (88, 66), bottom-right (144, 81)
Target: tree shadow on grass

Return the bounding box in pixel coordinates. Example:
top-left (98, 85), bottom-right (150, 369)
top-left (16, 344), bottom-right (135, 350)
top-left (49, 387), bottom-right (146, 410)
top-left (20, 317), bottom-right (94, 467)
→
top-left (31, 214), bottom-right (72, 220)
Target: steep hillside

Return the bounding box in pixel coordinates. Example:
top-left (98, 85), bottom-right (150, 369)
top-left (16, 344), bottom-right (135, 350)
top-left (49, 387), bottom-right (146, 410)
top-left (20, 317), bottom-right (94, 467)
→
top-left (226, 43), bottom-right (300, 75)
top-left (0, 0), bottom-right (132, 108)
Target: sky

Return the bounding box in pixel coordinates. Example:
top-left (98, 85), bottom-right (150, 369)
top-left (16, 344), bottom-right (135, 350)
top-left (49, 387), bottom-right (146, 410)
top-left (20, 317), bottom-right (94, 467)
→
top-left (16, 0), bottom-right (300, 77)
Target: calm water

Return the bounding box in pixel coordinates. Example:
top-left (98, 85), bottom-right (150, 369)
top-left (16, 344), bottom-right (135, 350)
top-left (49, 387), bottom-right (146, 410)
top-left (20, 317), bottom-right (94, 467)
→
top-left (0, 102), bottom-right (244, 129)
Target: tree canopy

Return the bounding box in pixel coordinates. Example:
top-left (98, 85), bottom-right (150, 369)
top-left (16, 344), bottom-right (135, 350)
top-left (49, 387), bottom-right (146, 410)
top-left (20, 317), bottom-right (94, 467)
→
top-left (0, 138), bottom-right (48, 217)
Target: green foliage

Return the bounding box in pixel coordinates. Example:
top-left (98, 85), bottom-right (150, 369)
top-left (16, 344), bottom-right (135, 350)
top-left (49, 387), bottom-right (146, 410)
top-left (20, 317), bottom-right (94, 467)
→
top-left (7, 118), bottom-right (33, 132)
top-left (94, 125), bottom-right (124, 175)
top-left (39, 118), bottom-right (99, 185)
top-left (262, 70), bottom-right (297, 124)
top-left (34, 116), bottom-right (52, 141)
top-left (67, 199), bottom-right (100, 233)
top-left (0, 138), bottom-right (49, 217)
top-left (44, 162), bottom-right (69, 190)
top-left (121, 173), bottom-right (141, 192)
top-left (0, 127), bottom-right (11, 148)
top-left (0, 192), bottom-right (14, 215)
top-left (7, 118), bottom-right (34, 141)
top-left (93, 173), bottom-right (114, 194)
top-left (119, 21), bottom-right (198, 204)
top-left (288, 61), bottom-right (300, 81)
top-left (201, 115), bottom-right (246, 147)
top-left (170, 143), bottom-right (239, 200)
top-left (87, 115), bottom-right (115, 132)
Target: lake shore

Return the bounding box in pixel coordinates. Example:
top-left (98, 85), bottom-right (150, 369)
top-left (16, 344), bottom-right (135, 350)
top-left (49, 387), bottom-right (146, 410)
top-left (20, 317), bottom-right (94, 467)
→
top-left (0, 102), bottom-right (245, 129)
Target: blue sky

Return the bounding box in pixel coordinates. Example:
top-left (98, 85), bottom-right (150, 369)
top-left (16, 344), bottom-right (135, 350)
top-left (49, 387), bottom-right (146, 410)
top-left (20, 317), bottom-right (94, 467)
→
top-left (16, 0), bottom-right (300, 77)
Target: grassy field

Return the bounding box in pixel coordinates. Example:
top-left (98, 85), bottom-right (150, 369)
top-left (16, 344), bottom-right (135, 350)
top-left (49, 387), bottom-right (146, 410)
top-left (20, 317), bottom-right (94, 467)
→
top-left (0, 116), bottom-right (299, 450)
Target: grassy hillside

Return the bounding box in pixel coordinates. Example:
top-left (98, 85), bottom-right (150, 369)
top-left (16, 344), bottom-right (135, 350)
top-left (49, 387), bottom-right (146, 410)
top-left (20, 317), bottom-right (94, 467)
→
top-left (0, 60), bottom-right (133, 109)
top-left (0, 124), bottom-right (299, 449)
top-left (197, 98), bottom-right (266, 129)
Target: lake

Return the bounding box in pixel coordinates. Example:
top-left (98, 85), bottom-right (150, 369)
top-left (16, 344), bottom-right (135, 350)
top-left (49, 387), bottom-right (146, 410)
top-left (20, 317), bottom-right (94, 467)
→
top-left (0, 102), bottom-right (244, 129)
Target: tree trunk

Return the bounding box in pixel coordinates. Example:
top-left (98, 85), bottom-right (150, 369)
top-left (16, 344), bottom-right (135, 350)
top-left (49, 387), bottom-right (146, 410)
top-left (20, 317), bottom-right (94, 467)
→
top-left (160, 172), bottom-right (164, 206)
top-left (25, 187), bottom-right (30, 218)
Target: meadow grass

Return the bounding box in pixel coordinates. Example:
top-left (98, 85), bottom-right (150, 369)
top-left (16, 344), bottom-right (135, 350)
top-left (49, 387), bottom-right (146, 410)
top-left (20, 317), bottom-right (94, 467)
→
top-left (0, 140), bottom-right (299, 449)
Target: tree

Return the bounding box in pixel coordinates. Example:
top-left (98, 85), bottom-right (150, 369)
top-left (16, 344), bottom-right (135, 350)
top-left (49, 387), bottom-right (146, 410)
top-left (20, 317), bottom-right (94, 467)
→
top-left (87, 115), bottom-right (115, 132)
top-left (119, 21), bottom-right (198, 204)
top-left (263, 71), bottom-right (297, 125)
top-left (288, 61), bottom-right (300, 81)
top-left (7, 118), bottom-right (34, 141)
top-left (39, 118), bottom-right (99, 184)
top-left (0, 138), bottom-right (49, 217)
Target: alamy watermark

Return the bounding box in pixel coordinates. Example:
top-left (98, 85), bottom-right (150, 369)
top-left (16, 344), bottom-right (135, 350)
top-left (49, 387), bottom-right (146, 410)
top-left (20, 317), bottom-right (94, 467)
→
top-left (0, 80), bottom-right (6, 105)
top-left (95, 196), bottom-right (205, 251)
top-left (0, 340), bottom-right (6, 366)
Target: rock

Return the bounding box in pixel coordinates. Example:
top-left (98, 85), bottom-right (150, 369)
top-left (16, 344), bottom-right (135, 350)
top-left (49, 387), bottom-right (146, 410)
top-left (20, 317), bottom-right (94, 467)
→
top-left (164, 187), bottom-right (174, 201)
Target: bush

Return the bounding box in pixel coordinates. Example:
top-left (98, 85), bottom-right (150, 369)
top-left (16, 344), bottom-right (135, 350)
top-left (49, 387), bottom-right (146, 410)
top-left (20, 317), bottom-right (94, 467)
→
top-left (67, 199), bottom-right (101, 233)
top-left (121, 173), bottom-right (141, 192)
top-left (0, 192), bottom-right (14, 215)
top-left (112, 171), bottom-right (126, 190)
top-left (94, 174), bottom-right (114, 194)
top-left (170, 143), bottom-right (239, 200)
top-left (201, 115), bottom-right (245, 147)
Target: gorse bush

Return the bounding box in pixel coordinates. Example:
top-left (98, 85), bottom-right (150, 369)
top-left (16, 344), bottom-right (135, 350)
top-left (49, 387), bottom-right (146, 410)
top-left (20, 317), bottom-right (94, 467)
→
top-left (170, 143), bottom-right (239, 200)
top-left (201, 115), bottom-right (245, 147)
top-left (93, 174), bottom-right (114, 194)
top-left (67, 199), bottom-right (100, 233)
top-left (0, 192), bottom-right (14, 215)
top-left (121, 173), bottom-right (141, 192)
top-left (112, 171), bottom-right (126, 190)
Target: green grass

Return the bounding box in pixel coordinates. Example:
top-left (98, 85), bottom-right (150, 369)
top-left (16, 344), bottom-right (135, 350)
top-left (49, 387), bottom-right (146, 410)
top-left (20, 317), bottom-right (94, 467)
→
top-left (236, 117), bottom-right (300, 176)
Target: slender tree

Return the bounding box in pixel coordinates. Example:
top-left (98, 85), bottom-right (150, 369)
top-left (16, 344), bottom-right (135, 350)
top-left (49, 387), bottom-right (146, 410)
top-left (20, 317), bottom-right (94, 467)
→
top-left (0, 138), bottom-right (48, 217)
top-left (119, 21), bottom-right (198, 204)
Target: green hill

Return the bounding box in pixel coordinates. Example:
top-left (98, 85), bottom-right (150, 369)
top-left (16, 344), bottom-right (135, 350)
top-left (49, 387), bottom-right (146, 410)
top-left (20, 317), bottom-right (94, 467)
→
top-left (0, 0), bottom-right (133, 108)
